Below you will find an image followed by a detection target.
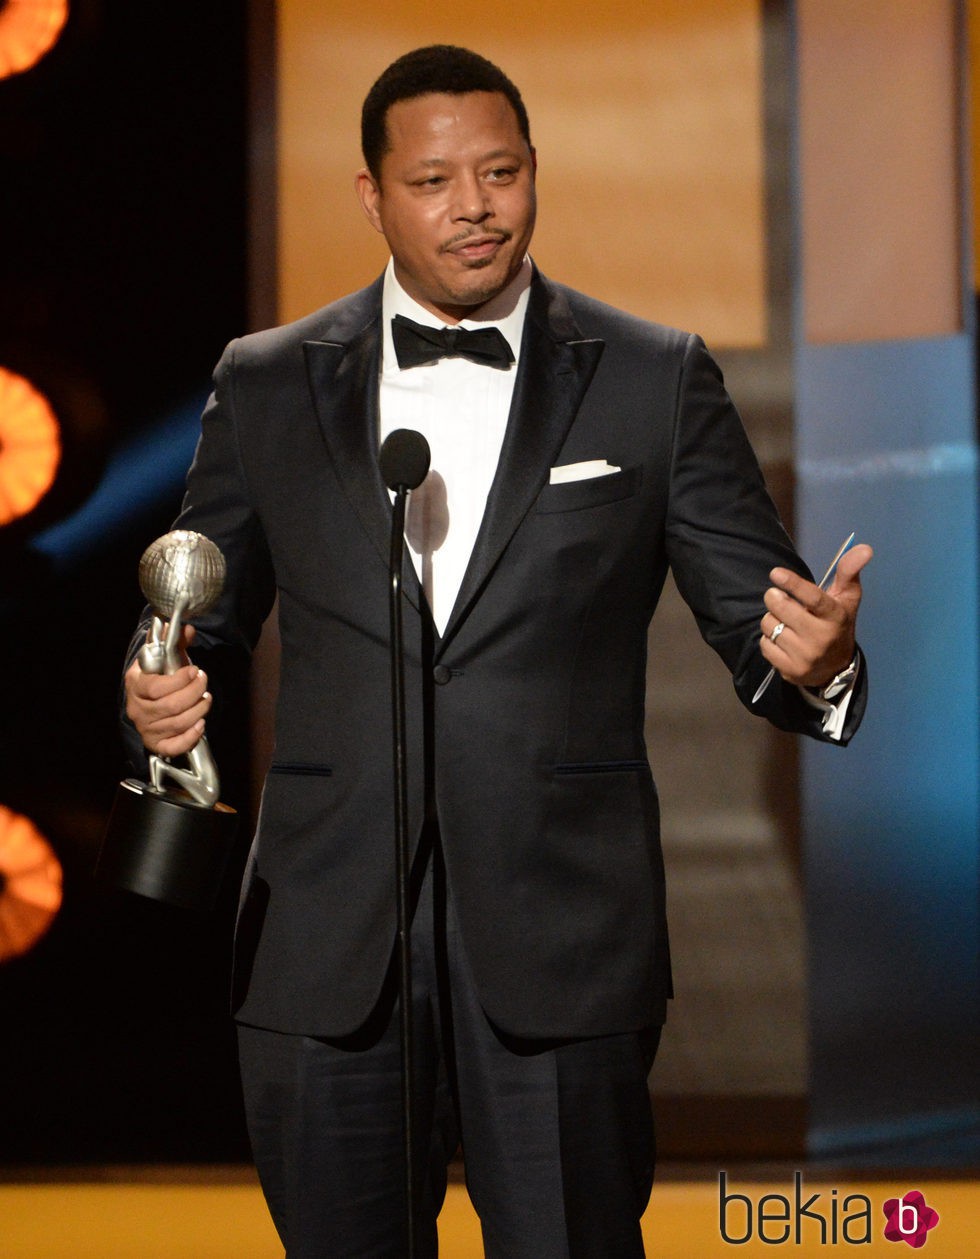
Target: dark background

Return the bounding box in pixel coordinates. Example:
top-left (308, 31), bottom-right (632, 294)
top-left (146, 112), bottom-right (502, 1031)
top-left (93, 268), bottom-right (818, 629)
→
top-left (0, 1), bottom-right (254, 1163)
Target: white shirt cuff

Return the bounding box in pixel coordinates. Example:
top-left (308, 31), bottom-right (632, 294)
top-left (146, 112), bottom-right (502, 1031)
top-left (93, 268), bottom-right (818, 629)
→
top-left (795, 654), bottom-right (861, 741)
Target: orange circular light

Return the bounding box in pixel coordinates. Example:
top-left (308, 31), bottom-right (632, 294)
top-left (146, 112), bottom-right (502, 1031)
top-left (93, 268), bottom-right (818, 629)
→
top-left (0, 365), bottom-right (62, 525)
top-left (0, 0), bottom-right (68, 79)
top-left (0, 804), bottom-right (63, 963)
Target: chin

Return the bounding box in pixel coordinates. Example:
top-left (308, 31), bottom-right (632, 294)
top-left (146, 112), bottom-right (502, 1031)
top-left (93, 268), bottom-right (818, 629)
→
top-left (449, 266), bottom-right (513, 306)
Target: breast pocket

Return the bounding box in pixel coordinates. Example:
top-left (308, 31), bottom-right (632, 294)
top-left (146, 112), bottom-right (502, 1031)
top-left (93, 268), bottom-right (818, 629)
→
top-left (534, 465), bottom-right (641, 514)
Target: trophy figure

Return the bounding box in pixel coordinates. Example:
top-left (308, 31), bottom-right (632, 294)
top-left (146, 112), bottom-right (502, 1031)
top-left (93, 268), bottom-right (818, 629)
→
top-left (97, 531), bottom-right (238, 911)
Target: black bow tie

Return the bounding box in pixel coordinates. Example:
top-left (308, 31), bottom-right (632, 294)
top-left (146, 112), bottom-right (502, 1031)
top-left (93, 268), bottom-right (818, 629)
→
top-left (391, 314), bottom-right (514, 371)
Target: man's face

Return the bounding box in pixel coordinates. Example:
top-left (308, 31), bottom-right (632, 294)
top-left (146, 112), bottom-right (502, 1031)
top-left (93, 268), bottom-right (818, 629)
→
top-left (356, 91), bottom-right (537, 323)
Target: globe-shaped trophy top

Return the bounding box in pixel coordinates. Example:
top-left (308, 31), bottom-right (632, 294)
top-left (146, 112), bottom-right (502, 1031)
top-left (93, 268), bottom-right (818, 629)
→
top-left (138, 530), bottom-right (226, 619)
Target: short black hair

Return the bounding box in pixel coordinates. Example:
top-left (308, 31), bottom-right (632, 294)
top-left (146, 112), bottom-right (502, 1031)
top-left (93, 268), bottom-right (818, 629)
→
top-left (361, 45), bottom-right (531, 181)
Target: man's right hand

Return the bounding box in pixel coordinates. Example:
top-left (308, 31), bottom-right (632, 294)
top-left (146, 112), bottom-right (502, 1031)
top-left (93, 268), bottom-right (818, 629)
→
top-left (124, 625), bottom-right (212, 757)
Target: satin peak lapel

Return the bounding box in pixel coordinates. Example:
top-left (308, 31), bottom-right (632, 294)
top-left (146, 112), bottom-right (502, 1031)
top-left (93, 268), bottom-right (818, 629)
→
top-left (439, 282), bottom-right (604, 649)
top-left (303, 297), bottom-right (423, 611)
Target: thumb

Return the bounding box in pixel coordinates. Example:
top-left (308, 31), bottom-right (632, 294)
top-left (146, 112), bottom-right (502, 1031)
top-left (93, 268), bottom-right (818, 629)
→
top-left (177, 622), bottom-right (198, 667)
top-left (829, 543), bottom-right (873, 604)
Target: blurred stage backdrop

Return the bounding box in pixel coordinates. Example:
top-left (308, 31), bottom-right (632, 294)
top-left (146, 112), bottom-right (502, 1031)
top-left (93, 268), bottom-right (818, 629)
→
top-left (0, 0), bottom-right (976, 1169)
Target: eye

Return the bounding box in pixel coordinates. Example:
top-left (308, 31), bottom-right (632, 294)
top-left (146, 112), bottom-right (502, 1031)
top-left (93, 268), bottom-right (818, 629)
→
top-left (486, 166), bottom-right (517, 183)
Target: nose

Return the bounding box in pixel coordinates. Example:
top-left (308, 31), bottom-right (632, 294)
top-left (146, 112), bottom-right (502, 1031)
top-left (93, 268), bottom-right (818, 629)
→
top-left (452, 172), bottom-right (491, 223)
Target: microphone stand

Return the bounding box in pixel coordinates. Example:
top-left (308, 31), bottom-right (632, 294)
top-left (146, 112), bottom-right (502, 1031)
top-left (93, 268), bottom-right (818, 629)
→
top-left (387, 477), bottom-right (417, 1259)
top-left (380, 427), bottom-right (429, 1258)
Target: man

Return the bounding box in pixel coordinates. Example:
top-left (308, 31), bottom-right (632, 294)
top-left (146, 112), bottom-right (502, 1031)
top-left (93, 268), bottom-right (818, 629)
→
top-left (124, 45), bottom-right (870, 1259)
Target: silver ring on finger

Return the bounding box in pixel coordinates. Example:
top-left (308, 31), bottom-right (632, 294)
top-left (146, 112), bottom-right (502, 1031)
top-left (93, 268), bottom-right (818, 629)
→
top-left (769, 621), bottom-right (786, 643)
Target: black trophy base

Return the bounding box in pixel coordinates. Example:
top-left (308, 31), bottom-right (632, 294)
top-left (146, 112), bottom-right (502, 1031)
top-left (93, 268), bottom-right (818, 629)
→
top-left (98, 778), bottom-right (238, 911)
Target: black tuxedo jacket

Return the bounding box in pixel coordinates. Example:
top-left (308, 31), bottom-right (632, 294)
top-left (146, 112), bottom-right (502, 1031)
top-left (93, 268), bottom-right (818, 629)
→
top-left (137, 269), bottom-right (865, 1042)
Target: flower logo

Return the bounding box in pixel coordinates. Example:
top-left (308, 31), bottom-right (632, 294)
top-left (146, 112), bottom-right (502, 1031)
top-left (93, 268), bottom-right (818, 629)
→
top-left (882, 1190), bottom-right (940, 1248)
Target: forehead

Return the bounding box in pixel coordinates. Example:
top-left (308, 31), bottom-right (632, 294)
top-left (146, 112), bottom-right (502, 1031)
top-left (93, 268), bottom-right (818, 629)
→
top-left (381, 91), bottom-right (527, 167)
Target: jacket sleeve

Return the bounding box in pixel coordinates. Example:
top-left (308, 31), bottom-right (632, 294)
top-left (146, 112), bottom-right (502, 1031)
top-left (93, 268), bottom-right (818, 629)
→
top-left (119, 339), bottom-right (277, 774)
top-left (664, 333), bottom-right (866, 745)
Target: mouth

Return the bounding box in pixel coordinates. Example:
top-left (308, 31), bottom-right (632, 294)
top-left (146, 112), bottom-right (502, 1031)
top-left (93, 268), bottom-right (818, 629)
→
top-left (442, 231), bottom-right (511, 262)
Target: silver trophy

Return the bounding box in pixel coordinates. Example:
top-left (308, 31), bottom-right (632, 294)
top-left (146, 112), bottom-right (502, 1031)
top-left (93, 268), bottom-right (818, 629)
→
top-left (138, 531), bottom-right (225, 806)
top-left (98, 531), bottom-right (238, 910)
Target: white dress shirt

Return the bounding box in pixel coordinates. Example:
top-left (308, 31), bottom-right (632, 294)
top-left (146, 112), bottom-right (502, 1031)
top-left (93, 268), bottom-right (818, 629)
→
top-left (379, 256), bottom-right (532, 634)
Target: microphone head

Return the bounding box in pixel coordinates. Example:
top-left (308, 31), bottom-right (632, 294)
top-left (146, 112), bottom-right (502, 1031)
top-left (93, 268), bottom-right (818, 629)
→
top-left (379, 428), bottom-right (431, 490)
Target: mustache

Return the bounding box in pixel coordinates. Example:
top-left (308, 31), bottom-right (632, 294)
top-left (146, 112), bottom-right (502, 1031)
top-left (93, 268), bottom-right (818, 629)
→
top-left (439, 228), bottom-right (512, 253)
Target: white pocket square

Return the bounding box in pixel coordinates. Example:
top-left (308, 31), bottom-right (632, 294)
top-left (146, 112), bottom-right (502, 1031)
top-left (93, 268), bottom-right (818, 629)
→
top-left (549, 459), bottom-right (621, 485)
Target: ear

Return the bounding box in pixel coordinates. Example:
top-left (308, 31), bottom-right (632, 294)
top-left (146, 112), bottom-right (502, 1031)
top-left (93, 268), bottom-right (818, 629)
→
top-left (355, 168), bottom-right (384, 234)
top-left (529, 146), bottom-right (537, 179)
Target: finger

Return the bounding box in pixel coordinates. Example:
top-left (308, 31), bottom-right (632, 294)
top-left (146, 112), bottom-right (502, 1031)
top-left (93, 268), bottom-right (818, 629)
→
top-left (767, 568), bottom-right (834, 616)
top-left (827, 543), bottom-right (873, 600)
top-left (177, 623), bottom-right (198, 664)
top-left (126, 669), bottom-right (209, 735)
top-left (759, 612), bottom-right (797, 662)
top-left (760, 609), bottom-right (796, 642)
top-left (144, 717), bottom-right (212, 759)
top-left (139, 693), bottom-right (212, 752)
top-left (153, 719), bottom-right (207, 760)
top-left (763, 582), bottom-right (840, 634)
top-left (128, 663), bottom-right (205, 703)
top-left (136, 662), bottom-right (204, 691)
top-left (163, 621), bottom-right (197, 667)
top-left (759, 607), bottom-right (853, 685)
top-left (140, 687), bottom-right (212, 734)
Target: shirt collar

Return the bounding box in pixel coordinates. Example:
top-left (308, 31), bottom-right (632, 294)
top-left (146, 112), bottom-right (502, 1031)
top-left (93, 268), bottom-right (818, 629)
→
top-left (381, 256), bottom-right (532, 372)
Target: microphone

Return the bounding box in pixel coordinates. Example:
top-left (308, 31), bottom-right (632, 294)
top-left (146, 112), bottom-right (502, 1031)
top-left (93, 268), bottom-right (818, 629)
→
top-left (380, 428), bottom-right (430, 491)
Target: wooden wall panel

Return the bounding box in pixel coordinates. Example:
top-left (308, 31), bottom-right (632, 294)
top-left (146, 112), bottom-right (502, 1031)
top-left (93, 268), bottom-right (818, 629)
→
top-left (798, 0), bottom-right (962, 343)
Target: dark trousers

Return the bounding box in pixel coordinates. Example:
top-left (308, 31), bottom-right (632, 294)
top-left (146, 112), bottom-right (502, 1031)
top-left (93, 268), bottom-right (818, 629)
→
top-left (237, 843), bottom-right (660, 1258)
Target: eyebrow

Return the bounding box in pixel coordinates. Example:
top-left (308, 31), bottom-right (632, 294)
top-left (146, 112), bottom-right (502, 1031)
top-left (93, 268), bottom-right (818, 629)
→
top-left (412, 148), bottom-right (524, 169)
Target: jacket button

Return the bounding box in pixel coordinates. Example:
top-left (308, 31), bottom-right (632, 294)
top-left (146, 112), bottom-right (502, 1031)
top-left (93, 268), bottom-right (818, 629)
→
top-left (433, 665), bottom-right (452, 685)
